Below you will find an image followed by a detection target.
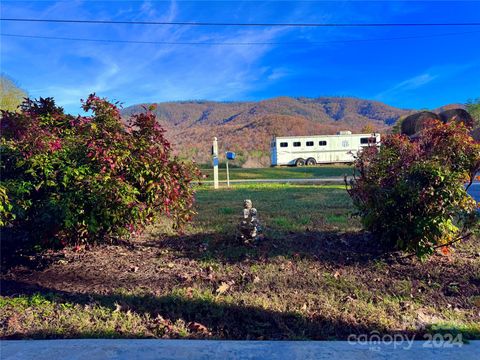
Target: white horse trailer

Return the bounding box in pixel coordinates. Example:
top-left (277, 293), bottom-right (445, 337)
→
top-left (270, 131), bottom-right (381, 166)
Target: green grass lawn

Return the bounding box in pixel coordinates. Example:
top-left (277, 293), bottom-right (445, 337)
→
top-left (1, 184), bottom-right (479, 340)
top-left (191, 183), bottom-right (353, 236)
top-left (200, 165), bottom-right (352, 181)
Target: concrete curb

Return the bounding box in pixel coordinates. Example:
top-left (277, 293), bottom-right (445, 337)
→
top-left (1, 340), bottom-right (479, 360)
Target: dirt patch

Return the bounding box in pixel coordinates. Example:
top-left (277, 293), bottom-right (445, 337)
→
top-left (2, 232), bottom-right (479, 309)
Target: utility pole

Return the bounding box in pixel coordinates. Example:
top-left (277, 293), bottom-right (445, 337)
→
top-left (212, 137), bottom-right (219, 189)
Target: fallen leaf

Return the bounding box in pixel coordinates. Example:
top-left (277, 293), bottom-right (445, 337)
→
top-left (178, 273), bottom-right (191, 282)
top-left (6, 315), bottom-right (19, 331)
top-left (333, 271), bottom-right (340, 279)
top-left (187, 321), bottom-right (210, 334)
top-left (253, 275), bottom-right (260, 284)
top-left (216, 281), bottom-right (231, 295)
top-left (185, 287), bottom-right (194, 298)
top-left (441, 246), bottom-right (450, 255)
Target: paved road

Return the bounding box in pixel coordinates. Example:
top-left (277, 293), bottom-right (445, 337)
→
top-left (198, 177), bottom-right (349, 184)
top-left (467, 182), bottom-right (480, 203)
top-left (1, 340), bottom-right (479, 360)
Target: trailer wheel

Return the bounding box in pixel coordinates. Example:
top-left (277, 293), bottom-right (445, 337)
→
top-left (295, 158), bottom-right (306, 167)
top-left (306, 158), bottom-right (316, 166)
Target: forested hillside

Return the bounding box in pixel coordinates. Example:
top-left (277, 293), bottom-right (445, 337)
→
top-left (122, 97), bottom-right (414, 166)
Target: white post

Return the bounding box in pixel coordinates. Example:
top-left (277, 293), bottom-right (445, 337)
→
top-left (213, 137), bottom-right (219, 189)
top-left (226, 155), bottom-right (230, 188)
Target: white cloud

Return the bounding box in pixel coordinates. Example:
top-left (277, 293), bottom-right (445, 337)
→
top-left (2, 0), bottom-right (304, 112)
top-left (374, 63), bottom-right (477, 102)
top-left (375, 73), bottom-right (438, 99)
top-left (267, 67), bottom-right (290, 81)
top-left (6, 0), bottom-right (459, 113)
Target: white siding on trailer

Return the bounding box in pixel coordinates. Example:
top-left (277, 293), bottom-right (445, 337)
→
top-left (270, 133), bottom-right (380, 166)
top-left (276, 138), bottom-right (293, 166)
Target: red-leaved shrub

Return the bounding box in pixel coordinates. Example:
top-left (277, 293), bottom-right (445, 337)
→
top-left (347, 120), bottom-right (480, 258)
top-left (1, 95), bottom-right (200, 248)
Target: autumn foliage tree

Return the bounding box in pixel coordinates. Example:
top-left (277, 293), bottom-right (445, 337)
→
top-left (466, 98), bottom-right (480, 128)
top-left (0, 74), bottom-right (27, 112)
top-left (347, 120), bottom-right (480, 258)
top-left (0, 95), bottom-right (200, 249)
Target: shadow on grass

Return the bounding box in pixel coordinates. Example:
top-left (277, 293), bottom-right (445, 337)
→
top-left (143, 229), bottom-right (389, 266)
top-left (2, 227), bottom-right (390, 274)
top-left (0, 228), bottom-right (66, 273)
top-left (1, 280), bottom-right (397, 340)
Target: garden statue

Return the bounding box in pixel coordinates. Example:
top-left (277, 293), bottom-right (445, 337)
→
top-left (237, 199), bottom-right (263, 243)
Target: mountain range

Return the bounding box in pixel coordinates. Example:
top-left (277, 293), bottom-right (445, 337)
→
top-left (121, 97), bottom-right (460, 167)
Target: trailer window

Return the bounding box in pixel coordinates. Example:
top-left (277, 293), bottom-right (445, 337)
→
top-left (280, 142), bottom-right (288, 148)
top-left (306, 141), bottom-right (314, 147)
top-left (360, 137), bottom-right (377, 144)
top-left (293, 142), bottom-right (301, 147)
top-left (319, 141), bottom-right (327, 146)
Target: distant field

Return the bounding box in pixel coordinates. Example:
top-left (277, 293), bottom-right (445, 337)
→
top-left (200, 165), bottom-right (353, 180)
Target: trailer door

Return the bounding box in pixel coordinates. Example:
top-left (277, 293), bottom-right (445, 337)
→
top-left (270, 140), bottom-right (277, 166)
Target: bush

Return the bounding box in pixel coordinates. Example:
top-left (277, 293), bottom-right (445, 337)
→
top-left (347, 120), bottom-right (480, 258)
top-left (1, 95), bottom-right (200, 248)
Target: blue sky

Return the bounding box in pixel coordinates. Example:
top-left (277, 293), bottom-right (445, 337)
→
top-left (1, 0), bottom-right (480, 114)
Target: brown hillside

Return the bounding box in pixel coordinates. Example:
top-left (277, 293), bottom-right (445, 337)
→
top-left (122, 97), bottom-right (414, 166)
